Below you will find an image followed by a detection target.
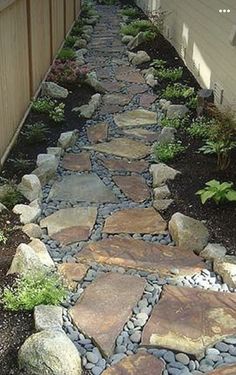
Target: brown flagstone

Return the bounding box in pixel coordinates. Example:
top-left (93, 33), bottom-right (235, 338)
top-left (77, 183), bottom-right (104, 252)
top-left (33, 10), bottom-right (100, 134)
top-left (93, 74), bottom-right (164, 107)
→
top-left (102, 93), bottom-right (132, 106)
top-left (85, 138), bottom-right (151, 160)
top-left (142, 285), bottom-right (236, 359)
top-left (62, 152), bottom-right (91, 172)
top-left (113, 175), bottom-right (151, 202)
top-left (115, 66), bottom-right (145, 84)
top-left (102, 352), bottom-right (165, 375)
top-left (58, 263), bottom-right (89, 290)
top-left (99, 104), bottom-right (123, 115)
top-left (51, 226), bottom-right (90, 246)
top-left (208, 365), bottom-right (236, 374)
top-left (127, 84), bottom-right (149, 95)
top-left (140, 93), bottom-right (157, 108)
top-left (101, 80), bottom-right (125, 93)
top-left (123, 128), bottom-right (159, 143)
top-left (69, 272), bottom-right (145, 357)
top-left (114, 109), bottom-right (157, 128)
top-left (76, 237), bottom-right (205, 277)
top-left (87, 122), bottom-right (108, 144)
top-left (103, 207), bottom-right (167, 234)
top-left (100, 158), bottom-right (148, 173)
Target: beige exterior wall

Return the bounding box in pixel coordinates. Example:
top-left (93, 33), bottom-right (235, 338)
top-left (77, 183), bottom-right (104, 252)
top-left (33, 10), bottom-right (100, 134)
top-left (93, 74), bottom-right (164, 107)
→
top-left (135, 0), bottom-right (236, 107)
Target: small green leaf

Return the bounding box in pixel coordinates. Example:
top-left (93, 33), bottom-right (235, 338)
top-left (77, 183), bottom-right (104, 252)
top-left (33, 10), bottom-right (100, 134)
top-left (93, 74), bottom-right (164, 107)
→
top-left (226, 191), bottom-right (236, 201)
top-left (200, 190), bottom-right (216, 204)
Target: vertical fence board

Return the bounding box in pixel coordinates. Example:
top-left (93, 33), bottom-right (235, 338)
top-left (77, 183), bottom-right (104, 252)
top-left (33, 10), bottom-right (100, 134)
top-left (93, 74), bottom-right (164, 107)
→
top-left (0, 0), bottom-right (30, 162)
top-left (51, 0), bottom-right (64, 57)
top-left (65, 0), bottom-right (75, 34)
top-left (75, 0), bottom-right (81, 17)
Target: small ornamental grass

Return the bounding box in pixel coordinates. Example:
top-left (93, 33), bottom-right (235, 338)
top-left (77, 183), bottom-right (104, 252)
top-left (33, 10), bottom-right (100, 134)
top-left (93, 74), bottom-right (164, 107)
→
top-left (154, 141), bottom-right (186, 162)
top-left (0, 185), bottom-right (24, 209)
top-left (1, 271), bottom-right (67, 311)
top-left (22, 122), bottom-right (49, 144)
top-left (196, 180), bottom-right (236, 205)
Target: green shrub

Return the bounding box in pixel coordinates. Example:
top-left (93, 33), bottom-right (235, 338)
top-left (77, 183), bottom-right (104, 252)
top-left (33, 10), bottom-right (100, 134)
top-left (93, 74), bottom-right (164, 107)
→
top-left (154, 141), bottom-right (186, 162)
top-left (186, 95), bottom-right (198, 110)
top-left (64, 35), bottom-right (78, 48)
top-left (121, 6), bottom-right (139, 18)
top-left (121, 19), bottom-right (158, 37)
top-left (32, 97), bottom-right (55, 114)
top-left (0, 185), bottom-right (25, 209)
top-left (160, 117), bottom-right (182, 129)
top-left (1, 271), bottom-right (67, 311)
top-left (57, 48), bottom-right (76, 61)
top-left (155, 67), bottom-right (183, 82)
top-left (196, 180), bottom-right (236, 205)
top-left (0, 230), bottom-right (7, 245)
top-left (162, 83), bottom-right (195, 101)
top-left (22, 122), bottom-right (49, 144)
top-left (187, 117), bottom-right (214, 139)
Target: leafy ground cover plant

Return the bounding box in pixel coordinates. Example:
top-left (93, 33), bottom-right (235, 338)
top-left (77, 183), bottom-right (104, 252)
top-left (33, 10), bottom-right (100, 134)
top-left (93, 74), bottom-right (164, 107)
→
top-left (0, 184), bottom-right (24, 209)
top-left (187, 116), bottom-right (215, 139)
top-left (64, 35), bottom-right (78, 48)
top-left (0, 230), bottom-right (7, 245)
top-left (196, 180), bottom-right (236, 205)
top-left (162, 83), bottom-right (195, 101)
top-left (49, 103), bottom-right (65, 123)
top-left (32, 97), bottom-right (55, 113)
top-left (1, 271), bottom-right (67, 311)
top-left (71, 20), bottom-right (85, 36)
top-left (199, 139), bottom-right (236, 170)
top-left (150, 59), bottom-right (167, 69)
top-left (48, 60), bottom-right (89, 85)
top-left (121, 19), bottom-right (158, 37)
top-left (121, 6), bottom-right (139, 19)
top-left (57, 47), bottom-right (76, 61)
top-left (154, 141), bottom-right (186, 162)
top-left (8, 157), bottom-right (33, 173)
top-left (21, 122), bottom-right (49, 144)
top-left (160, 117), bottom-right (182, 129)
top-left (155, 67), bottom-right (183, 82)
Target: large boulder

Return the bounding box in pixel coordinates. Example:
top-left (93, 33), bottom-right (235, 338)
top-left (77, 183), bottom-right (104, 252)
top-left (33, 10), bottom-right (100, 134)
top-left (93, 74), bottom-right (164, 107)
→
top-left (169, 212), bottom-right (209, 253)
top-left (18, 174), bottom-right (42, 202)
top-left (13, 199), bottom-right (41, 224)
top-left (41, 82), bottom-right (68, 99)
top-left (128, 50), bottom-right (151, 66)
top-left (18, 329), bottom-right (82, 375)
top-left (57, 130), bottom-right (79, 149)
top-left (149, 163), bottom-right (180, 187)
top-left (7, 243), bottom-right (46, 275)
top-left (214, 256), bottom-right (236, 289)
top-left (167, 104), bottom-right (189, 119)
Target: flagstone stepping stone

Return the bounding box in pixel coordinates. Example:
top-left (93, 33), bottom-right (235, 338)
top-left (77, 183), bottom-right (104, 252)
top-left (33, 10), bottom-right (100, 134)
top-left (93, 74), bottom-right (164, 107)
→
top-left (115, 66), bottom-right (145, 84)
top-left (85, 138), bottom-right (150, 160)
top-left (58, 263), bottom-right (89, 290)
top-left (140, 93), bottom-right (157, 108)
top-left (101, 80), bottom-right (125, 93)
top-left (40, 207), bottom-right (97, 245)
top-left (208, 364), bottom-right (236, 374)
top-left (62, 152), bottom-right (91, 172)
top-left (48, 174), bottom-right (118, 203)
top-left (103, 207), bottom-right (166, 234)
top-left (127, 84), bottom-right (149, 96)
top-left (102, 352), bottom-right (165, 375)
top-left (102, 93), bottom-right (132, 106)
top-left (113, 175), bottom-right (151, 202)
top-left (69, 272), bottom-right (145, 357)
top-left (87, 122), bottom-right (108, 144)
top-left (76, 237), bottom-right (205, 276)
top-left (142, 285), bottom-right (236, 359)
top-left (114, 109), bottom-right (157, 128)
top-left (100, 157), bottom-right (148, 173)
top-left (123, 128), bottom-right (159, 142)
top-left (99, 104), bottom-right (123, 114)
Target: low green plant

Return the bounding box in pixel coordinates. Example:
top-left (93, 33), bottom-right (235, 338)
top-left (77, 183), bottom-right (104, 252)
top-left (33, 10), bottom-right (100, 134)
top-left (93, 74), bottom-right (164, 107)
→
top-left (64, 35), bottom-right (78, 48)
top-left (150, 59), bottom-right (167, 69)
top-left (49, 103), bottom-right (65, 123)
top-left (186, 95), bottom-right (198, 110)
top-left (155, 67), bottom-right (183, 82)
top-left (0, 186), bottom-right (24, 209)
top-left (196, 180), bottom-right (236, 205)
top-left (121, 6), bottom-right (139, 18)
top-left (22, 122), bottom-right (49, 144)
top-left (121, 19), bottom-right (158, 37)
top-left (160, 117), bottom-right (182, 129)
top-left (199, 140), bottom-right (236, 170)
top-left (32, 97), bottom-right (55, 113)
top-left (162, 83), bottom-right (195, 101)
top-left (187, 117), bottom-right (214, 139)
top-left (154, 141), bottom-right (186, 162)
top-left (1, 271), bottom-right (67, 311)
top-left (71, 20), bottom-right (84, 36)
top-left (8, 157), bottom-right (33, 172)
top-left (57, 48), bottom-right (76, 61)
top-left (0, 230), bottom-right (7, 245)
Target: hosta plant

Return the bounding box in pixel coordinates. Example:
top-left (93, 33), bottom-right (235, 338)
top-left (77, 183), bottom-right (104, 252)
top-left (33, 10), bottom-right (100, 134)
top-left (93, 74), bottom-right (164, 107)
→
top-left (196, 180), bottom-right (236, 205)
top-left (199, 140), bottom-right (236, 170)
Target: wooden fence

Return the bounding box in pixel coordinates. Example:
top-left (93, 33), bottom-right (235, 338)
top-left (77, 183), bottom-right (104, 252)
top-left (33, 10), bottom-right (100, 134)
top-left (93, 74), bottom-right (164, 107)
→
top-left (0, 0), bottom-right (81, 166)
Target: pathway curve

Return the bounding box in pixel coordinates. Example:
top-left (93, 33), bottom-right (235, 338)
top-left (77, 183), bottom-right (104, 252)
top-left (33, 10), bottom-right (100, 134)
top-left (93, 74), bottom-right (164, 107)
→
top-left (39, 4), bottom-right (236, 375)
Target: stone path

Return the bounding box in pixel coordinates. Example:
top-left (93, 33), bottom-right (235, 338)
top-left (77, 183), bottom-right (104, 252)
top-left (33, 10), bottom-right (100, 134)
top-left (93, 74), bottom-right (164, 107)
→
top-left (37, 3), bottom-right (236, 375)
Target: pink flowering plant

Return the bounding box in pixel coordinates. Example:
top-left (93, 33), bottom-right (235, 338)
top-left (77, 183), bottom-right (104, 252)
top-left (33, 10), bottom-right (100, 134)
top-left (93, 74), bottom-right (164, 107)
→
top-left (47, 60), bottom-right (89, 85)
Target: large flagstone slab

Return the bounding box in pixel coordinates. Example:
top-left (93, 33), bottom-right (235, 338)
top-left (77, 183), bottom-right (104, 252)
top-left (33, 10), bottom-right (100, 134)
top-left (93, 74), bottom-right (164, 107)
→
top-left (113, 175), bottom-right (151, 202)
top-left (114, 109), bottom-right (157, 128)
top-left (102, 352), bottom-right (165, 375)
top-left (76, 237), bottom-right (205, 276)
top-left (48, 174), bottom-right (118, 203)
top-left (123, 128), bottom-right (159, 143)
top-left (58, 263), bottom-right (89, 290)
top-left (62, 152), bottom-right (91, 172)
top-left (103, 208), bottom-right (166, 234)
top-left (87, 122), bottom-right (108, 144)
top-left (115, 66), bottom-right (145, 84)
top-left (100, 157), bottom-right (148, 173)
top-left (85, 138), bottom-right (150, 159)
top-left (142, 285), bottom-right (236, 359)
top-left (208, 365), bottom-right (236, 374)
top-left (69, 272), bottom-right (145, 357)
top-left (102, 93), bottom-right (132, 106)
top-left (40, 207), bottom-right (97, 245)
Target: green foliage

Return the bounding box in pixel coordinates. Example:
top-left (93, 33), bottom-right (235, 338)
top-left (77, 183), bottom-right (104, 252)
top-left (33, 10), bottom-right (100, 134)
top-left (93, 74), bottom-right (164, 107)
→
top-left (49, 103), bottom-right (65, 123)
top-left (187, 117), bottom-right (214, 139)
top-left (22, 122), bottom-right (49, 144)
top-left (162, 83), bottom-right (195, 101)
top-left (71, 20), bottom-right (84, 36)
top-left (199, 140), bottom-right (236, 170)
top-left (1, 271), bottom-right (67, 311)
top-left (32, 97), bottom-right (55, 113)
top-left (0, 186), bottom-right (24, 209)
top-left (155, 67), bottom-right (183, 82)
top-left (186, 95), bottom-right (198, 110)
top-left (160, 117), bottom-right (182, 129)
top-left (150, 59), bottom-right (167, 69)
top-left (8, 157), bottom-right (33, 173)
top-left (64, 35), bottom-right (78, 48)
top-left (154, 141), bottom-right (186, 162)
top-left (121, 6), bottom-right (139, 18)
top-left (57, 48), bottom-right (76, 61)
top-left (0, 230), bottom-right (7, 245)
top-left (98, 0), bottom-right (116, 4)
top-left (121, 19), bottom-right (158, 37)
top-left (196, 180), bottom-right (236, 205)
